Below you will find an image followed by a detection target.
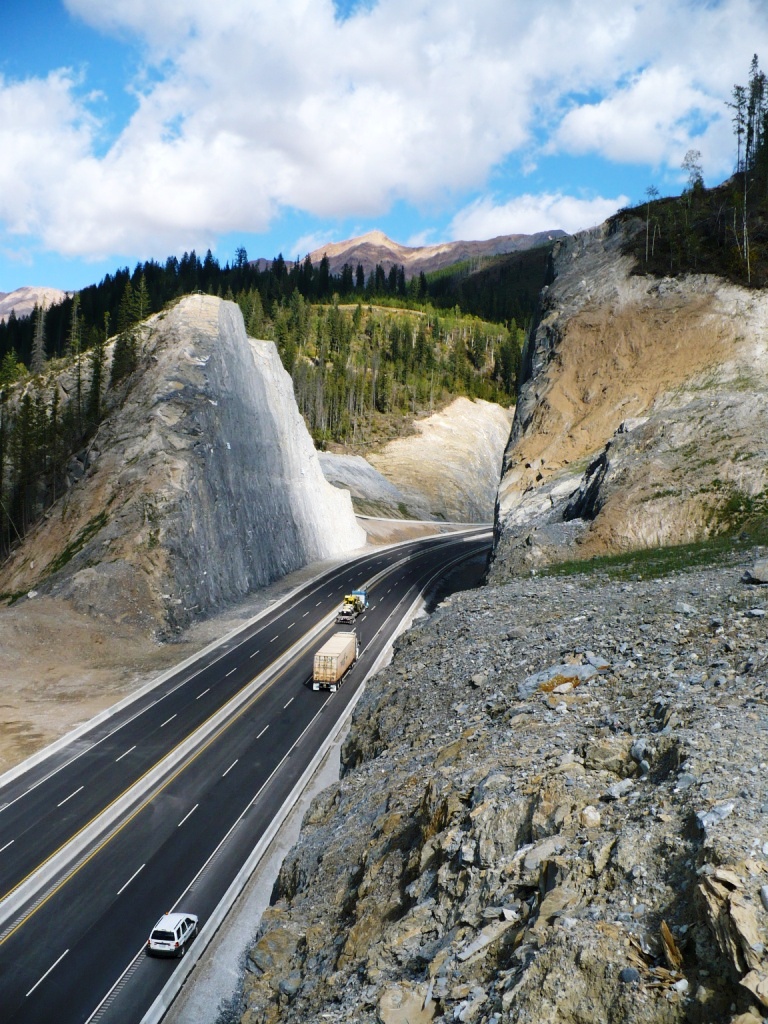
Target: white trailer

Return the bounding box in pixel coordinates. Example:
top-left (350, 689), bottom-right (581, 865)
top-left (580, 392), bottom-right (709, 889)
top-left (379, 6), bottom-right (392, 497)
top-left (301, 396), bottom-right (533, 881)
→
top-left (312, 631), bottom-right (358, 691)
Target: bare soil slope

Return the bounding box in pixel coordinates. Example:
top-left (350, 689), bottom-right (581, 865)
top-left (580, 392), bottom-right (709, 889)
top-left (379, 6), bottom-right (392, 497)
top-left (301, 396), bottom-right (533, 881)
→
top-left (492, 223), bottom-right (768, 576)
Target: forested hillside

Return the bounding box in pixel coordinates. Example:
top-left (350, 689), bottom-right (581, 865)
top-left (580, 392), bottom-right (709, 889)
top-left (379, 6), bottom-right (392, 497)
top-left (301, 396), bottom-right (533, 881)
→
top-left (616, 55), bottom-right (768, 286)
top-left (0, 267), bottom-right (523, 563)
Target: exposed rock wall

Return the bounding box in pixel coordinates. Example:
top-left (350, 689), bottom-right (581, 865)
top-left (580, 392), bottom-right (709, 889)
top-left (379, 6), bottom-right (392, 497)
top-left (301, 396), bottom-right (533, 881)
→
top-left (0, 296), bottom-right (365, 632)
top-left (320, 397), bottom-right (512, 523)
top-left (490, 221), bottom-right (768, 579)
top-left (238, 558), bottom-right (768, 1024)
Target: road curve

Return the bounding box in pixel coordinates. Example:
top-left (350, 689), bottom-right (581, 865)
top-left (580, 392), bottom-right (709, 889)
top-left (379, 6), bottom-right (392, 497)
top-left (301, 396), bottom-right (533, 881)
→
top-left (0, 531), bottom-right (490, 1024)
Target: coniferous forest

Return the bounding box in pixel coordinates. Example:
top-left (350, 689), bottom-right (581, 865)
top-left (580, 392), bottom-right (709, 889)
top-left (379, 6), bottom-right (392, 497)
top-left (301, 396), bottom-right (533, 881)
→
top-left (0, 245), bottom-right (535, 564)
top-left (617, 56), bottom-right (768, 286)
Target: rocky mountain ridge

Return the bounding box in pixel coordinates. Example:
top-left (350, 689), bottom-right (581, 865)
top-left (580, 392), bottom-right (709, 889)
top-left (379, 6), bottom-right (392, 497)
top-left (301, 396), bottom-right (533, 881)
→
top-left (254, 229), bottom-right (564, 281)
top-left (0, 285), bottom-right (69, 322)
top-left (491, 220), bottom-right (768, 580)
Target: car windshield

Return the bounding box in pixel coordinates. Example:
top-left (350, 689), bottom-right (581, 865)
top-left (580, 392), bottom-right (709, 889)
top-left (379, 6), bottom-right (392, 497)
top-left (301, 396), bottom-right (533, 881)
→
top-left (151, 929), bottom-right (175, 941)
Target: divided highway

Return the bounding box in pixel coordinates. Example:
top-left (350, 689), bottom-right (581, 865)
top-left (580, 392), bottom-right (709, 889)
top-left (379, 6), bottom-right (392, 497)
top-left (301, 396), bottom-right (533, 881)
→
top-left (0, 530), bottom-right (491, 1024)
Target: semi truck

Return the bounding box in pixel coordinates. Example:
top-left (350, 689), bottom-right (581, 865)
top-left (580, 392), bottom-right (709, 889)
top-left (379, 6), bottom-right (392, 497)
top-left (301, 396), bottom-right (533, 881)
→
top-left (335, 588), bottom-right (368, 625)
top-left (312, 630), bottom-right (358, 691)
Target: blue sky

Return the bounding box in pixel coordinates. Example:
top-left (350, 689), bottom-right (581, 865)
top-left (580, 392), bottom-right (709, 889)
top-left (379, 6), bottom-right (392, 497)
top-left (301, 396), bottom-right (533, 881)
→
top-left (1, 0), bottom-right (767, 293)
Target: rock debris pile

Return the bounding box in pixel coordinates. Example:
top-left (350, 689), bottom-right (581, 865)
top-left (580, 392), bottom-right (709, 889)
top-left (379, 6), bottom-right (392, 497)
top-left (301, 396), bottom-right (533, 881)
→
top-left (239, 556), bottom-right (768, 1024)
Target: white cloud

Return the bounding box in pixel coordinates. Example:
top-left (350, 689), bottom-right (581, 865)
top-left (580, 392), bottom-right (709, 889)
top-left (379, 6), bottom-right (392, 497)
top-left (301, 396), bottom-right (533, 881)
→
top-left (291, 232), bottom-right (341, 260)
top-left (0, 0), bottom-right (765, 260)
top-left (450, 192), bottom-right (630, 238)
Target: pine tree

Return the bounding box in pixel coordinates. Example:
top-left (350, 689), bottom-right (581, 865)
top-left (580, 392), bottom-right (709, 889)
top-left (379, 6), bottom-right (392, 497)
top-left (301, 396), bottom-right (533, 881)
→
top-left (117, 280), bottom-right (137, 332)
top-left (68, 294), bottom-right (84, 435)
top-left (109, 330), bottom-right (138, 386)
top-left (247, 290), bottom-right (265, 338)
top-left (135, 274), bottom-right (150, 321)
top-left (87, 313), bottom-right (108, 423)
top-left (30, 303), bottom-right (47, 375)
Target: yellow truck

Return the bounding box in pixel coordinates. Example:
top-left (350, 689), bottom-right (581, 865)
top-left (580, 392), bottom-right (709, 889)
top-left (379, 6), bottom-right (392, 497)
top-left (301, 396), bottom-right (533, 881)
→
top-left (335, 588), bottom-right (368, 625)
top-left (312, 631), bottom-right (359, 691)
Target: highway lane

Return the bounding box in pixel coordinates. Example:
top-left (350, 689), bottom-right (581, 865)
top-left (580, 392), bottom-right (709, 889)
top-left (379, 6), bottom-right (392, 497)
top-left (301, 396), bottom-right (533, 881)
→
top-left (0, 533), bottom-right (490, 1023)
top-left (0, 531), bottom-right (486, 912)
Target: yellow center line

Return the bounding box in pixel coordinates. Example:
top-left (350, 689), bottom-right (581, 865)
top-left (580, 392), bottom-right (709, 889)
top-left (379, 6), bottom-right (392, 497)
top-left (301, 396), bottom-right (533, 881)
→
top-left (0, 647), bottom-right (304, 945)
top-left (0, 571), bottom-right (391, 944)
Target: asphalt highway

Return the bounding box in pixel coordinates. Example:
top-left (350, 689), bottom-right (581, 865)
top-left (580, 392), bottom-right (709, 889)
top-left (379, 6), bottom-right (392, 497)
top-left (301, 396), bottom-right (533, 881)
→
top-left (0, 530), bottom-right (490, 1023)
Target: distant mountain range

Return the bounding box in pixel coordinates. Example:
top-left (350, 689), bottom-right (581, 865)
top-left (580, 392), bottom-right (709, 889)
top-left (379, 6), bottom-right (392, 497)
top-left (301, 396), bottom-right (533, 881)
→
top-left (0, 286), bottom-right (69, 323)
top-left (2, 229), bottom-right (567, 320)
top-left (253, 228), bottom-right (566, 280)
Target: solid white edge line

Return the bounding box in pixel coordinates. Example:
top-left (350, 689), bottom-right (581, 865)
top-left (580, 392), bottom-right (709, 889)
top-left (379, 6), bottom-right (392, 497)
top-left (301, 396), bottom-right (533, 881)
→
top-left (115, 746), bottom-right (136, 763)
top-left (177, 805), bottom-right (199, 828)
top-left (26, 948), bottom-right (69, 997)
top-left (57, 786), bottom-right (84, 808)
top-left (0, 526), bottom-right (484, 795)
top-left (138, 537), bottom-right (490, 1024)
top-left (116, 863), bottom-right (145, 896)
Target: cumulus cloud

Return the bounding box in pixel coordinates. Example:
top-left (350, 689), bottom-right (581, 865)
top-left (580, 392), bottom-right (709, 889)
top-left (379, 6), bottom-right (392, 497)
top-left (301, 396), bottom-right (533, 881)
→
top-left (449, 192), bottom-right (629, 239)
top-left (0, 0), bottom-right (765, 260)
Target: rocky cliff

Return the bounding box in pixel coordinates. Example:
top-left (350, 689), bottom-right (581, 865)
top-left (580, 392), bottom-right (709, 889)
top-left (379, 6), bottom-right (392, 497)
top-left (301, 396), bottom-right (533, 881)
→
top-left (0, 295), bottom-right (365, 633)
top-left (232, 223), bottom-right (768, 1024)
top-left (320, 397), bottom-right (513, 522)
top-left (490, 221), bottom-right (768, 579)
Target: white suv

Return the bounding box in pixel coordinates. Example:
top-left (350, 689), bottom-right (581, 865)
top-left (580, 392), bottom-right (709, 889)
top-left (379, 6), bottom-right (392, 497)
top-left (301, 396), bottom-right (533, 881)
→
top-left (146, 912), bottom-right (198, 957)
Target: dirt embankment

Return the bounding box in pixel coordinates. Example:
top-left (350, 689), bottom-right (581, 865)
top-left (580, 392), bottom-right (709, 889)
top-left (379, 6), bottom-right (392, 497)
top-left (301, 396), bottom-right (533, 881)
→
top-left (492, 223), bottom-right (768, 577)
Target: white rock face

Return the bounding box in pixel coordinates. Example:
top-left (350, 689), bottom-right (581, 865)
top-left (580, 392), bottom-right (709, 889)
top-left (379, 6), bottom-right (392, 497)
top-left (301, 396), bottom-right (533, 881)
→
top-left (0, 296), bottom-right (365, 632)
top-left (321, 398), bottom-right (513, 522)
top-left (161, 298), bottom-right (366, 619)
top-left (369, 398), bottom-right (513, 522)
top-left (318, 453), bottom-right (409, 509)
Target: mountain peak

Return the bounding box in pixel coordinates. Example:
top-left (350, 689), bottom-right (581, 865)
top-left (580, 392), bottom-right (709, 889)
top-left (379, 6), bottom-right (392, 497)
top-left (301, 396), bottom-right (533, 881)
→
top-left (304, 228), bottom-right (565, 280)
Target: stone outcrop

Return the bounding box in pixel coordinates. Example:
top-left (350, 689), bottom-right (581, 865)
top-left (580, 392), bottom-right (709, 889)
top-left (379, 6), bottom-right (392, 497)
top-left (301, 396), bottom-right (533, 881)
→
top-left (490, 221), bottom-right (768, 579)
top-left (0, 296), bottom-right (365, 633)
top-left (238, 559), bottom-right (768, 1024)
top-left (321, 397), bottom-right (512, 523)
